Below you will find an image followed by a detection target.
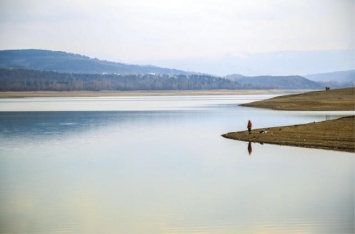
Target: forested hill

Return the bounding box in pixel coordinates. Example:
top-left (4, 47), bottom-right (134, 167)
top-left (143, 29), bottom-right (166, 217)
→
top-left (0, 49), bottom-right (190, 75)
top-left (0, 68), bottom-right (238, 91)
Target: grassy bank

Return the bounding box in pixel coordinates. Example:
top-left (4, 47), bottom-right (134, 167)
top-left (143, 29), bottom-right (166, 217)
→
top-left (241, 87), bottom-right (355, 111)
top-left (223, 116), bottom-right (355, 153)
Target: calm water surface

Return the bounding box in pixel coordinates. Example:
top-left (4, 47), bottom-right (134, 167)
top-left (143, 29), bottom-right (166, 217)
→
top-left (0, 95), bottom-right (354, 233)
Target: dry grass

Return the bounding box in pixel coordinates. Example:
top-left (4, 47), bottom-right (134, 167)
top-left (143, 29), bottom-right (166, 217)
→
top-left (241, 87), bottom-right (355, 111)
top-left (223, 116), bottom-right (355, 153)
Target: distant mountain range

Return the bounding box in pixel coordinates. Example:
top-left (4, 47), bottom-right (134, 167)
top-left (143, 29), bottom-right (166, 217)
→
top-left (225, 71), bottom-right (354, 89)
top-left (0, 49), bottom-right (190, 75)
top-left (0, 49), bottom-right (353, 91)
top-left (304, 70), bottom-right (354, 87)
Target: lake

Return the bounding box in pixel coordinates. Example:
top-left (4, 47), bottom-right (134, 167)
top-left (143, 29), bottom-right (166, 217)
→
top-left (0, 95), bottom-right (354, 233)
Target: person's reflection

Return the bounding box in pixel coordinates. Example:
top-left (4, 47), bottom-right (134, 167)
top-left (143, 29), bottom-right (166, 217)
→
top-left (248, 142), bottom-right (252, 155)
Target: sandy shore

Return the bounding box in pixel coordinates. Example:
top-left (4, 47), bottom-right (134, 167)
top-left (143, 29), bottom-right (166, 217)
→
top-left (241, 87), bottom-right (355, 111)
top-left (0, 89), bottom-right (304, 98)
top-left (223, 116), bottom-right (355, 153)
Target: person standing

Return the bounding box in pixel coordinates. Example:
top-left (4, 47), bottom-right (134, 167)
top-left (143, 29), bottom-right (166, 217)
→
top-left (247, 120), bottom-right (252, 134)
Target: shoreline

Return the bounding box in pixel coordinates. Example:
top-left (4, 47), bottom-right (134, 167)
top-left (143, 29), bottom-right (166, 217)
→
top-left (223, 116), bottom-right (355, 153)
top-left (0, 89), bottom-right (306, 98)
top-left (224, 88), bottom-right (355, 152)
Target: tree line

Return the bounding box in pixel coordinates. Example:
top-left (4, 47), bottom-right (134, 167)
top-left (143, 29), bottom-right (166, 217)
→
top-left (0, 68), bottom-right (240, 91)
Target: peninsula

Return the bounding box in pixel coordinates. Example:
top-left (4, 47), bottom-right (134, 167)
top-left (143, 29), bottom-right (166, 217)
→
top-left (240, 87), bottom-right (354, 111)
top-left (223, 88), bottom-right (355, 152)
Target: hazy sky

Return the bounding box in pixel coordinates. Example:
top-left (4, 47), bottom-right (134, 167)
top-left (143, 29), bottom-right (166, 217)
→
top-left (0, 0), bottom-right (354, 72)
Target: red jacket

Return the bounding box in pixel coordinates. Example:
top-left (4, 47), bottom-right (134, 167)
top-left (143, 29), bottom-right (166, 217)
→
top-left (247, 121), bottom-right (252, 128)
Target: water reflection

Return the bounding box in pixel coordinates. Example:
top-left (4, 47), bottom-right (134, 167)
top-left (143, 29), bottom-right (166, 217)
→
top-left (248, 142), bottom-right (252, 155)
top-left (0, 111), bottom-right (191, 141)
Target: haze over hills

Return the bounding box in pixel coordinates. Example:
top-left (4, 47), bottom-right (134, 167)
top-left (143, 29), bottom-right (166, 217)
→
top-left (142, 50), bottom-right (354, 77)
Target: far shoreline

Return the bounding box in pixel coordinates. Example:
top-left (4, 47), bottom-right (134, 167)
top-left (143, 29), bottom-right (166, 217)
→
top-left (0, 89), bottom-right (309, 98)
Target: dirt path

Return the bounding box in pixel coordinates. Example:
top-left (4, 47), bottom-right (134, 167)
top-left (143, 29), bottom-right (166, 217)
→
top-left (223, 116), bottom-right (355, 153)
